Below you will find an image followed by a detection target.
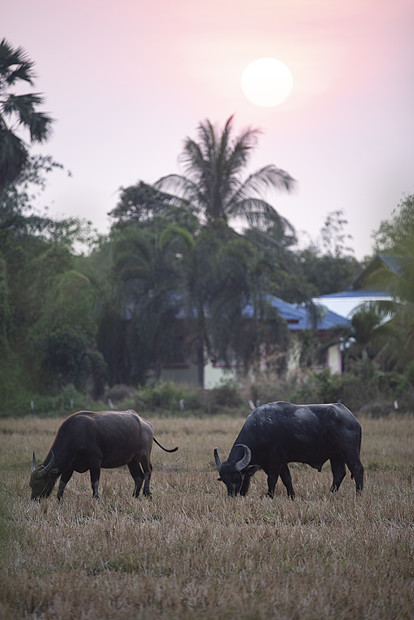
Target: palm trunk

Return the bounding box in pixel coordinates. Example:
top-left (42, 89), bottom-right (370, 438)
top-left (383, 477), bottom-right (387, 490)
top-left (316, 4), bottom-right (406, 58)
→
top-left (196, 333), bottom-right (204, 389)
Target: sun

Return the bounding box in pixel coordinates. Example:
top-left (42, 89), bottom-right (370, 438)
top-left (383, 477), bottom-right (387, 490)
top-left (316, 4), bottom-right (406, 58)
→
top-left (241, 58), bottom-right (293, 107)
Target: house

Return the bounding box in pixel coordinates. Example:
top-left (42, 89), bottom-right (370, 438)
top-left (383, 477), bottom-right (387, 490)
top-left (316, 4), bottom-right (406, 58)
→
top-left (154, 254), bottom-right (402, 387)
top-left (264, 296), bottom-right (350, 376)
top-left (313, 254), bottom-right (395, 319)
top-left (313, 289), bottom-right (390, 320)
top-left (157, 295), bottom-right (351, 387)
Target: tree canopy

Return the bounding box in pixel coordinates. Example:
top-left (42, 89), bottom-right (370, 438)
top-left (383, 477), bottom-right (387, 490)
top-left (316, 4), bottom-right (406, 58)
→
top-left (155, 115), bottom-right (296, 230)
top-left (0, 39), bottom-right (53, 191)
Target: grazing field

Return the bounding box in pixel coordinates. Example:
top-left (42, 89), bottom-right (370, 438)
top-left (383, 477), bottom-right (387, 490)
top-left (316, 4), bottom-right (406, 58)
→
top-left (0, 413), bottom-right (413, 619)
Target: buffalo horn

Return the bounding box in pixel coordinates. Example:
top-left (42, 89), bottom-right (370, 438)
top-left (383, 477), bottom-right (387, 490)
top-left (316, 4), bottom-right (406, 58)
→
top-left (38, 450), bottom-right (56, 478)
top-left (32, 452), bottom-right (36, 472)
top-left (214, 448), bottom-right (222, 470)
top-left (234, 444), bottom-right (251, 472)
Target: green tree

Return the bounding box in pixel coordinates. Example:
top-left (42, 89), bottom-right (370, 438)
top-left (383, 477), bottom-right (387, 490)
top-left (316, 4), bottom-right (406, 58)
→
top-left (109, 181), bottom-right (198, 234)
top-left (155, 224), bottom-right (291, 386)
top-left (0, 258), bottom-right (11, 349)
top-left (319, 210), bottom-right (354, 258)
top-left (207, 234), bottom-right (290, 375)
top-left (345, 307), bottom-right (395, 372)
top-left (243, 222), bottom-right (311, 302)
top-left (175, 226), bottom-right (247, 388)
top-left (26, 246), bottom-right (103, 392)
top-left (368, 195), bottom-right (414, 369)
top-left (298, 210), bottom-right (361, 295)
top-left (298, 249), bottom-right (361, 296)
top-left (373, 194), bottom-right (414, 253)
top-left (0, 39), bottom-right (53, 191)
top-left (111, 225), bottom-right (187, 383)
top-left (0, 153), bottom-right (98, 255)
top-left (155, 115), bottom-right (295, 229)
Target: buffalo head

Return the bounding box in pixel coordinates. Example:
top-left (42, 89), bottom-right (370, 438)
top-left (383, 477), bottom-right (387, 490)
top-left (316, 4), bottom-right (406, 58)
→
top-left (30, 451), bottom-right (60, 500)
top-left (214, 444), bottom-right (252, 496)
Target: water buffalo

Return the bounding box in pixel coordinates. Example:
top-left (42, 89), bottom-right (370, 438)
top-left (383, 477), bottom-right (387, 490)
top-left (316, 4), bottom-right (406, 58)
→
top-left (214, 401), bottom-right (364, 498)
top-left (30, 409), bottom-right (178, 500)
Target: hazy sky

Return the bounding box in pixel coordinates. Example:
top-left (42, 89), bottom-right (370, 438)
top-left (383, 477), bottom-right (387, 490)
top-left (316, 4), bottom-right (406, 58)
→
top-left (3, 0), bottom-right (414, 258)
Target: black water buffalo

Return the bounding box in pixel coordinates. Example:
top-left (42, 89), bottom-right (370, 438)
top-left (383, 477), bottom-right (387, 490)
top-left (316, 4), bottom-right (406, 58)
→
top-left (214, 401), bottom-right (364, 498)
top-left (30, 410), bottom-right (178, 500)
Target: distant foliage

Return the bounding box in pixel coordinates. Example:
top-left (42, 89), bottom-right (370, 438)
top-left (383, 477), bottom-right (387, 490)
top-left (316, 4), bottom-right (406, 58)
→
top-left (298, 210), bottom-right (361, 296)
top-left (373, 194), bottom-right (414, 253)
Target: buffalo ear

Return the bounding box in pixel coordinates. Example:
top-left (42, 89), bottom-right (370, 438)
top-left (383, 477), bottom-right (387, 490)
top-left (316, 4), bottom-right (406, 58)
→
top-left (217, 477), bottom-right (222, 481)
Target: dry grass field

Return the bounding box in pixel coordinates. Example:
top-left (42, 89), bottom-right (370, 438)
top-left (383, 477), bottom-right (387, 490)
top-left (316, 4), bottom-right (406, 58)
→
top-left (0, 412), bottom-right (413, 619)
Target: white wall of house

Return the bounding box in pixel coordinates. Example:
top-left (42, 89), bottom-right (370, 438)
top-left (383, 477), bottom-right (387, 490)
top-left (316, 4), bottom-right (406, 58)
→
top-left (153, 336), bottom-right (343, 388)
top-left (326, 344), bottom-right (342, 374)
top-left (314, 293), bottom-right (391, 319)
top-left (204, 362), bottom-right (236, 388)
top-left (286, 336), bottom-right (343, 375)
top-left (156, 364), bottom-right (198, 386)
top-left (286, 337), bottom-right (301, 373)
top-left (155, 361), bottom-right (236, 389)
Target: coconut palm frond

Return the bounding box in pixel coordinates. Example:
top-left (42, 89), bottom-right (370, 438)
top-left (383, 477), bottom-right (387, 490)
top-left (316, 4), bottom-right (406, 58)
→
top-left (156, 173), bottom-right (196, 197)
top-left (158, 115), bottom-right (295, 229)
top-left (242, 165), bottom-right (296, 196)
top-left (0, 39), bottom-right (53, 190)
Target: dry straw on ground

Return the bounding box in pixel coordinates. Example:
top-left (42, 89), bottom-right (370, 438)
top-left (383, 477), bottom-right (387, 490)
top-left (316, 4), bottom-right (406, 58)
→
top-left (0, 413), bottom-right (413, 619)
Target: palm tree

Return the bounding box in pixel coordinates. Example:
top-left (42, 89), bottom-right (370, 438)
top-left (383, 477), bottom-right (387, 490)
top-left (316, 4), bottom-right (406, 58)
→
top-left (348, 308), bottom-right (394, 367)
top-left (366, 195), bottom-right (414, 369)
top-left (0, 39), bottom-right (53, 191)
top-left (153, 116), bottom-right (296, 386)
top-left (363, 256), bottom-right (414, 370)
top-left (164, 225), bottom-right (292, 386)
top-left (155, 115), bottom-right (295, 230)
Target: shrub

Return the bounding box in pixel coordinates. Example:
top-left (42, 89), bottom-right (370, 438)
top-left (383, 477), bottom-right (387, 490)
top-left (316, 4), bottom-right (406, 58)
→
top-left (207, 379), bottom-right (244, 413)
top-left (243, 369), bottom-right (387, 414)
top-left (129, 380), bottom-right (245, 416)
top-left (0, 383), bottom-right (96, 418)
top-left (105, 384), bottom-right (138, 405)
top-left (135, 381), bottom-right (205, 414)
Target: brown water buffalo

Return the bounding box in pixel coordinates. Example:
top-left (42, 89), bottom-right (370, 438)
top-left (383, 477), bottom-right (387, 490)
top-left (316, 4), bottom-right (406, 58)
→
top-left (30, 409), bottom-right (178, 500)
top-left (214, 401), bottom-right (364, 498)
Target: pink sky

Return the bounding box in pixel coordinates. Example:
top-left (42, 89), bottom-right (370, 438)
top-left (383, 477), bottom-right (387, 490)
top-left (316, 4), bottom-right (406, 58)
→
top-left (3, 0), bottom-right (414, 257)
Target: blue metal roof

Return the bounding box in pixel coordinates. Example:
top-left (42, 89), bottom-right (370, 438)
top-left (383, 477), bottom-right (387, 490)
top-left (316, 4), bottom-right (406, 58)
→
top-left (128, 293), bottom-right (351, 331)
top-left (317, 289), bottom-right (387, 300)
top-left (351, 253), bottom-right (406, 289)
top-left (377, 254), bottom-right (404, 275)
top-left (244, 296), bottom-right (350, 331)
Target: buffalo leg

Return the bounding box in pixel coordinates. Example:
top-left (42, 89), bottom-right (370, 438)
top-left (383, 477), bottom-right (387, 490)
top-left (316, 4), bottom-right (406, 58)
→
top-left (345, 456), bottom-right (364, 494)
top-left (266, 470), bottom-right (279, 498)
top-left (127, 461), bottom-right (145, 497)
top-left (280, 464), bottom-right (295, 499)
top-left (329, 457), bottom-right (346, 492)
top-left (143, 471), bottom-right (152, 497)
top-left (89, 467), bottom-right (101, 498)
top-left (240, 474), bottom-right (252, 496)
top-left (57, 470), bottom-right (73, 500)
top-left (139, 456), bottom-right (152, 497)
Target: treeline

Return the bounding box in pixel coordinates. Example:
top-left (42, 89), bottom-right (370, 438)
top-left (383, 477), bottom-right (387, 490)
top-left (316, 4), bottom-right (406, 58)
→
top-left (1, 40), bottom-right (413, 416)
top-left (1, 148), bottom-right (413, 415)
top-left (0, 147), bottom-right (357, 405)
